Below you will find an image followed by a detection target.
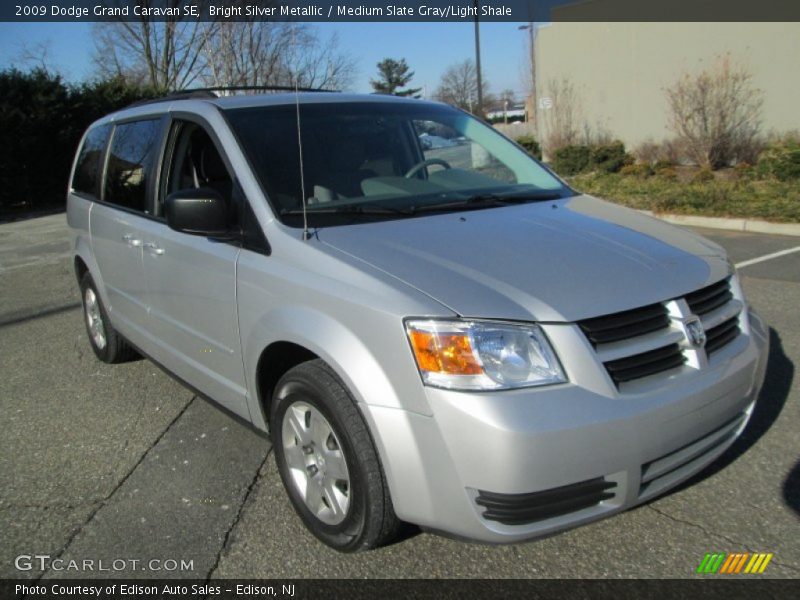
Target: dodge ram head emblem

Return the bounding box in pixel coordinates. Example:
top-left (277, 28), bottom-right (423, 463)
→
top-left (684, 316), bottom-right (707, 348)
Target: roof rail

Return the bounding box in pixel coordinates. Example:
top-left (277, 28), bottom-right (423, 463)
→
top-left (127, 85), bottom-right (339, 108)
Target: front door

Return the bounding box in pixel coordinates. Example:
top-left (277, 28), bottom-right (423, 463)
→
top-left (139, 119), bottom-right (247, 417)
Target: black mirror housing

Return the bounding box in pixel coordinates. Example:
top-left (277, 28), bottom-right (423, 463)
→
top-left (165, 188), bottom-right (232, 237)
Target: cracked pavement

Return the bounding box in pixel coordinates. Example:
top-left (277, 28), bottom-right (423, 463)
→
top-left (1, 215), bottom-right (798, 579)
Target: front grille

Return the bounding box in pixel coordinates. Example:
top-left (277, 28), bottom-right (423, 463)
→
top-left (604, 343), bottom-right (685, 385)
top-left (476, 478), bottom-right (616, 525)
top-left (578, 303), bottom-right (670, 346)
top-left (639, 412), bottom-right (746, 500)
top-left (685, 278), bottom-right (732, 315)
top-left (705, 317), bottom-right (740, 355)
top-left (577, 277), bottom-right (743, 388)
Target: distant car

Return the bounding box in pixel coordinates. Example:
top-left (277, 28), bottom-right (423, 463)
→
top-left (418, 132), bottom-right (458, 149)
top-left (67, 91), bottom-right (768, 552)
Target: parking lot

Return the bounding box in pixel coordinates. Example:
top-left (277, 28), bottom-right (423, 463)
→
top-left (1, 213), bottom-right (798, 580)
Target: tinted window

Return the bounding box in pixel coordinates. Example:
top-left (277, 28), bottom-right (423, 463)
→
top-left (104, 119), bottom-right (161, 212)
top-left (160, 121), bottom-right (239, 231)
top-left (72, 125), bottom-right (111, 197)
top-left (163, 122), bottom-right (233, 210)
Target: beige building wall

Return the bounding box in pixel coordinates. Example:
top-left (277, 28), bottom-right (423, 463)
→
top-left (534, 22), bottom-right (800, 149)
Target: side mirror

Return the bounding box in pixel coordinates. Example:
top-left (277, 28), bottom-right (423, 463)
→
top-left (164, 188), bottom-right (232, 237)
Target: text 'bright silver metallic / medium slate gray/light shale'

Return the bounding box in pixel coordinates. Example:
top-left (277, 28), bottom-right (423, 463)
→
top-left (66, 90), bottom-right (769, 552)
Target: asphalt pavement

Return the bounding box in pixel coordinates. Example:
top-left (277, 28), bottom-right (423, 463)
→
top-left (1, 214), bottom-right (798, 580)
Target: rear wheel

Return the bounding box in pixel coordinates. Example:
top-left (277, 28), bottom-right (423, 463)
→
top-left (79, 273), bottom-right (138, 364)
top-left (271, 359), bottom-right (399, 551)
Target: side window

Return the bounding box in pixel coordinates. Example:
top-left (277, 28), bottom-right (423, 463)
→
top-left (161, 122), bottom-right (235, 223)
top-left (72, 125), bottom-right (111, 198)
top-left (104, 119), bottom-right (161, 213)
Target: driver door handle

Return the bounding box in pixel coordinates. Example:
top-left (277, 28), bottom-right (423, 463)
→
top-left (123, 234), bottom-right (142, 247)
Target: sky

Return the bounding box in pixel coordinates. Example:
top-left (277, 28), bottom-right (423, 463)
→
top-left (0, 21), bottom-right (531, 100)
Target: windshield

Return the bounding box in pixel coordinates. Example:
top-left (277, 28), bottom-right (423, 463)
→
top-left (225, 101), bottom-right (574, 228)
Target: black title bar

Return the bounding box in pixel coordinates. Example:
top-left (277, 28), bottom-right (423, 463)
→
top-left (3, 0), bottom-right (800, 22)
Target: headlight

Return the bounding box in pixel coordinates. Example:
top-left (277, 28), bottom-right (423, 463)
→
top-left (405, 319), bottom-right (566, 391)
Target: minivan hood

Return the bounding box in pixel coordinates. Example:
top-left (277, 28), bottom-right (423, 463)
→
top-left (317, 195), bottom-right (731, 322)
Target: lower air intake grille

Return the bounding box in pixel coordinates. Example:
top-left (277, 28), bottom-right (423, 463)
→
top-left (476, 478), bottom-right (616, 525)
top-left (639, 412), bottom-right (746, 500)
top-left (705, 317), bottom-right (740, 355)
top-left (603, 343), bottom-right (685, 386)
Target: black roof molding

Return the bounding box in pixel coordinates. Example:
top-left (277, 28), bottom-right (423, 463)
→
top-left (127, 85), bottom-right (339, 108)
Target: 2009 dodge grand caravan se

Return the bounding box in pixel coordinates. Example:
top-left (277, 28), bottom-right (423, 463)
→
top-left (67, 91), bottom-right (768, 552)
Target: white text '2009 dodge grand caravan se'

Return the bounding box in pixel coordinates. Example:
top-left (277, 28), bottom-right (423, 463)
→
top-left (67, 91), bottom-right (768, 552)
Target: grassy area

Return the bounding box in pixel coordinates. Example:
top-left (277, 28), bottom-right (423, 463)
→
top-left (566, 171), bottom-right (800, 223)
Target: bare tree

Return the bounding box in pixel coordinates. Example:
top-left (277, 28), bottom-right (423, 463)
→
top-left (91, 2), bottom-right (217, 92)
top-left (201, 22), bottom-right (355, 91)
top-left (284, 29), bottom-right (356, 90)
top-left (541, 77), bottom-right (583, 153)
top-left (434, 59), bottom-right (490, 113)
top-left (17, 41), bottom-right (59, 74)
top-left (666, 55), bottom-right (763, 168)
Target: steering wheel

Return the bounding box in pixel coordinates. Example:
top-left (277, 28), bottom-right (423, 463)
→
top-left (404, 158), bottom-right (452, 178)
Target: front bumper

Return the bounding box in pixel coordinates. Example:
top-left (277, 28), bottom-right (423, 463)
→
top-left (362, 308), bottom-right (769, 543)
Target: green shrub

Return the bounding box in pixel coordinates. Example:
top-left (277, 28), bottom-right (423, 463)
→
top-left (515, 135), bottom-right (542, 160)
top-left (653, 159), bottom-right (674, 171)
top-left (551, 145), bottom-right (591, 175)
top-left (565, 171), bottom-right (800, 222)
top-left (656, 167), bottom-right (678, 181)
top-left (756, 141), bottom-right (800, 181)
top-left (590, 141), bottom-right (634, 173)
top-left (619, 163), bottom-right (654, 178)
top-left (692, 168), bottom-right (715, 183)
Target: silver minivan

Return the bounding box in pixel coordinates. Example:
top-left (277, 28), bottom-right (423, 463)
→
top-left (67, 91), bottom-right (769, 552)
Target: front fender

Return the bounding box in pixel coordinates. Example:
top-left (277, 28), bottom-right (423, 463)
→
top-left (241, 305), bottom-right (427, 431)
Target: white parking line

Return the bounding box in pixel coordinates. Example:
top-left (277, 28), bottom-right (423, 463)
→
top-left (735, 246), bottom-right (800, 269)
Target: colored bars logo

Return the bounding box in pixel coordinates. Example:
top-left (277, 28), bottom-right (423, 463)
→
top-left (697, 552), bottom-right (773, 574)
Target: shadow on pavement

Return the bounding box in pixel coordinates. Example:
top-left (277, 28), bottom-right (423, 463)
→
top-left (784, 460), bottom-right (800, 517)
top-left (0, 302), bottom-right (81, 328)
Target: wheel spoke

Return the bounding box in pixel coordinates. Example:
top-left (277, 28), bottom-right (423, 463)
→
top-left (305, 473), bottom-right (324, 511)
top-left (310, 412), bottom-right (332, 448)
top-left (283, 442), bottom-right (306, 472)
top-left (323, 450), bottom-right (348, 481)
top-left (323, 477), bottom-right (347, 518)
top-left (285, 407), bottom-right (311, 446)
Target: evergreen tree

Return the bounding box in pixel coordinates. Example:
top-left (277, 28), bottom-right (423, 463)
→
top-left (370, 58), bottom-right (421, 97)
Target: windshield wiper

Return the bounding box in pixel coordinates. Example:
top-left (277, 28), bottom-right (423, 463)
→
top-left (409, 191), bottom-right (563, 214)
top-left (281, 204), bottom-right (413, 217)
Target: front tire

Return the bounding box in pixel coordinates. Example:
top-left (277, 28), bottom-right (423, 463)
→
top-left (271, 359), bottom-right (399, 552)
top-left (79, 273), bottom-right (138, 364)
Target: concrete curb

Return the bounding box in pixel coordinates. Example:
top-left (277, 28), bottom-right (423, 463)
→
top-left (638, 210), bottom-right (800, 237)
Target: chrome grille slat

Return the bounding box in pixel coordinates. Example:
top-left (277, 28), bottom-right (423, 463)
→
top-left (699, 298), bottom-right (743, 331)
top-left (595, 328), bottom-right (685, 363)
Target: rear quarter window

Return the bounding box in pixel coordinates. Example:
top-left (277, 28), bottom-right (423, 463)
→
top-left (104, 119), bottom-right (162, 213)
top-left (71, 125), bottom-right (111, 198)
